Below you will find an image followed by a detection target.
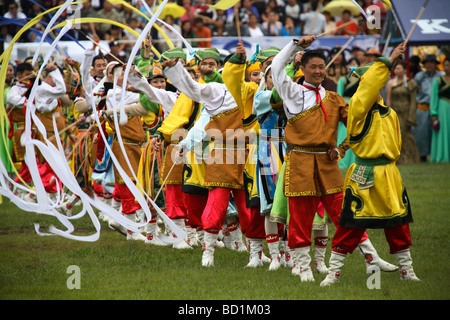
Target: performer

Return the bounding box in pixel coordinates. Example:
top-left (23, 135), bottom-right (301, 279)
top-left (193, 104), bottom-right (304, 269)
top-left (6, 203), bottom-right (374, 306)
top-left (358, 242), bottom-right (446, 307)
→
top-left (150, 49), bottom-right (204, 249)
top-left (33, 61), bottom-right (68, 201)
top-left (161, 48), bottom-right (252, 267)
top-left (271, 36), bottom-right (397, 282)
top-left (430, 57), bottom-right (450, 163)
top-left (103, 63), bottom-right (147, 241)
top-left (223, 44), bottom-right (286, 268)
top-left (6, 62), bottom-right (35, 199)
top-left (128, 58), bottom-right (180, 246)
top-left (336, 73), bottom-right (358, 168)
top-left (321, 43), bottom-right (419, 286)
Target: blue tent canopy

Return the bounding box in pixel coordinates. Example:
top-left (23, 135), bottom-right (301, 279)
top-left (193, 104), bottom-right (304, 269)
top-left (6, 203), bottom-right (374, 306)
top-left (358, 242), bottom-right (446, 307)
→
top-left (382, 0), bottom-right (450, 45)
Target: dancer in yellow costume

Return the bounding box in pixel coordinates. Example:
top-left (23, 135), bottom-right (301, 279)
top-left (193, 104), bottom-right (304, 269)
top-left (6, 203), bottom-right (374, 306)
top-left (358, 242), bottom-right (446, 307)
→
top-left (321, 43), bottom-right (419, 286)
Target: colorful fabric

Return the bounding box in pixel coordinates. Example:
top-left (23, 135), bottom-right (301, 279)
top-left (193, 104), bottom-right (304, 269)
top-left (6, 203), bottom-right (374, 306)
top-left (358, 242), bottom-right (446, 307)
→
top-left (160, 47), bottom-right (187, 62)
top-left (194, 47), bottom-right (221, 63)
top-left (255, 47), bottom-right (280, 63)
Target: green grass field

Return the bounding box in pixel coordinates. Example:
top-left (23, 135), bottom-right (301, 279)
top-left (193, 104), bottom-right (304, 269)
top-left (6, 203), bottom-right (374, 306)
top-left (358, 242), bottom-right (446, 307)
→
top-left (0, 163), bottom-right (449, 301)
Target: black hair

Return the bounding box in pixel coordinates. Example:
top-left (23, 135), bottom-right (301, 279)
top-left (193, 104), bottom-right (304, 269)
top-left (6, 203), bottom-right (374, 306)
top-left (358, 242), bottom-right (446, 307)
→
top-left (92, 54), bottom-right (107, 67)
top-left (300, 49), bottom-right (326, 66)
top-left (16, 62), bottom-right (33, 74)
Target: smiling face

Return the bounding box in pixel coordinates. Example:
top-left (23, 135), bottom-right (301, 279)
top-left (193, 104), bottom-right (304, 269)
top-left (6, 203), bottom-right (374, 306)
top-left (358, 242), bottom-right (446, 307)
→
top-left (301, 57), bottom-right (326, 87)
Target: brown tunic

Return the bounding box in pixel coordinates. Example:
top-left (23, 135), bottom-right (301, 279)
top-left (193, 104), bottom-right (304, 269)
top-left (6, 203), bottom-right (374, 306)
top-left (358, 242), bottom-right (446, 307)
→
top-left (108, 116), bottom-right (146, 185)
top-left (283, 91), bottom-right (348, 196)
top-left (203, 108), bottom-right (247, 189)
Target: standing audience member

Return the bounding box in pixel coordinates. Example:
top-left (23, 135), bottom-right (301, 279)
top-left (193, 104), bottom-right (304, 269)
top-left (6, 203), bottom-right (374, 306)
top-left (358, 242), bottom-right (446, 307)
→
top-left (262, 11), bottom-right (283, 36)
top-left (413, 54), bottom-right (444, 162)
top-left (284, 0), bottom-right (302, 24)
top-left (335, 10), bottom-right (358, 36)
top-left (246, 13), bottom-right (265, 37)
top-left (281, 16), bottom-right (299, 37)
top-left (193, 17), bottom-right (212, 48)
top-left (430, 57), bottom-right (450, 163)
top-left (299, 2), bottom-right (326, 35)
top-left (386, 60), bottom-right (420, 164)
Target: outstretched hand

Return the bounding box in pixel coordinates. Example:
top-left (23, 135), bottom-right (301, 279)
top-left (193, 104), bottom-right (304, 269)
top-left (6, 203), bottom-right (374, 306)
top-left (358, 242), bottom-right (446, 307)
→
top-left (296, 35), bottom-right (317, 49)
top-left (236, 41), bottom-right (246, 60)
top-left (389, 42), bottom-right (406, 64)
top-left (161, 58), bottom-right (180, 69)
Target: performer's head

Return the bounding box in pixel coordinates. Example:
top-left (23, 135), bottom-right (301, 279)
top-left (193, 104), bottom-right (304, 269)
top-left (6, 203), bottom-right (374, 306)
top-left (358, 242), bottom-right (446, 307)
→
top-left (194, 48), bottom-right (221, 77)
top-left (256, 47), bottom-right (280, 73)
top-left (147, 66), bottom-right (166, 90)
top-left (300, 49), bottom-right (327, 87)
top-left (16, 62), bottom-right (34, 83)
top-left (92, 54), bottom-right (107, 79)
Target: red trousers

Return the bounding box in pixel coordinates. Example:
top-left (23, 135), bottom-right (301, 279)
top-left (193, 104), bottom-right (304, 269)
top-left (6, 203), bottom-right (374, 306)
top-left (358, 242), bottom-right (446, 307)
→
top-left (165, 184), bottom-right (186, 219)
top-left (114, 183), bottom-right (140, 215)
top-left (332, 223), bottom-right (412, 254)
top-left (202, 187), bottom-right (265, 239)
top-left (288, 192), bottom-right (369, 249)
top-left (183, 192), bottom-right (208, 230)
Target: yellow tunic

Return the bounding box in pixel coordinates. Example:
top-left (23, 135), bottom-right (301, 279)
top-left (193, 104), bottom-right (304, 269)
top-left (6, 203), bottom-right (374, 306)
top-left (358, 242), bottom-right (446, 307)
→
top-left (340, 60), bottom-right (413, 228)
top-left (157, 91), bottom-right (203, 185)
top-left (222, 61), bottom-right (260, 205)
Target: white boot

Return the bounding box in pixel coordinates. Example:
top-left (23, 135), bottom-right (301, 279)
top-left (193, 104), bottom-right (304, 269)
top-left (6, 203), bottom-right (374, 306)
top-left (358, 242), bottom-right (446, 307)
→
top-left (172, 219), bottom-right (192, 249)
top-left (108, 199), bottom-right (127, 236)
top-left (221, 226), bottom-right (235, 250)
top-left (245, 239), bottom-right (264, 268)
top-left (185, 225), bottom-right (200, 247)
top-left (358, 239), bottom-right (398, 272)
top-left (202, 232), bottom-right (218, 267)
top-left (320, 251), bottom-right (346, 287)
top-left (228, 223), bottom-right (247, 251)
top-left (314, 235), bottom-right (329, 274)
top-left (395, 249), bottom-right (420, 281)
top-left (266, 234), bottom-right (281, 271)
top-left (125, 213), bottom-right (146, 241)
top-left (145, 217), bottom-right (168, 246)
top-left (284, 244), bottom-right (294, 269)
top-left (197, 229), bottom-right (205, 248)
top-left (59, 194), bottom-right (80, 217)
top-left (294, 247), bottom-right (315, 282)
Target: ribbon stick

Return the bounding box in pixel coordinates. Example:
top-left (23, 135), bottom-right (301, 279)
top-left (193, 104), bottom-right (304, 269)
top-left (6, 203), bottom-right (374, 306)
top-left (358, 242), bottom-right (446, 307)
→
top-left (403, 0), bottom-right (429, 47)
top-left (326, 36), bottom-right (354, 69)
top-left (307, 0), bottom-right (324, 36)
top-left (316, 16), bottom-right (363, 37)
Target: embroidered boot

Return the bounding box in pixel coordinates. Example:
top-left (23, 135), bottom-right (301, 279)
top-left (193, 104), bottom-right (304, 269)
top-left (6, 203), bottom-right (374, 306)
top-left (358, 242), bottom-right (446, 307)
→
top-left (320, 251), bottom-right (346, 287)
top-left (358, 239), bottom-right (398, 272)
top-left (202, 231), bottom-right (218, 267)
top-left (245, 239), bottom-right (264, 268)
top-left (395, 249), bottom-right (420, 281)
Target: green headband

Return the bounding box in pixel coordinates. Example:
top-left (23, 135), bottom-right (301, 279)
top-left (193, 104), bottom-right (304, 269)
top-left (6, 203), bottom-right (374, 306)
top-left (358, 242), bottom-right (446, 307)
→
top-left (160, 47), bottom-right (187, 62)
top-left (255, 47), bottom-right (280, 63)
top-left (194, 48), bottom-right (221, 64)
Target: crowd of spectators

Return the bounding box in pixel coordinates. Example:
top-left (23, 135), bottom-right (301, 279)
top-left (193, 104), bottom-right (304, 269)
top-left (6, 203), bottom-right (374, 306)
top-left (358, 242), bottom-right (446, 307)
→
top-left (1, 1), bottom-right (449, 165)
top-left (2, 0), bottom-right (385, 53)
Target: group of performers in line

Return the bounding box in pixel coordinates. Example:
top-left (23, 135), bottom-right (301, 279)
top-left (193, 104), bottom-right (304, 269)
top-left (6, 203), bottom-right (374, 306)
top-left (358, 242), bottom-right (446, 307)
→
top-left (4, 33), bottom-right (420, 286)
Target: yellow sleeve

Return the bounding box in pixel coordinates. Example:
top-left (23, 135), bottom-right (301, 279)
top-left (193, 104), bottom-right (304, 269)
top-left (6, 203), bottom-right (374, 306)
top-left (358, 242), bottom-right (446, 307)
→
top-left (348, 60), bottom-right (391, 139)
top-left (158, 92), bottom-right (194, 142)
top-left (222, 62), bottom-right (259, 119)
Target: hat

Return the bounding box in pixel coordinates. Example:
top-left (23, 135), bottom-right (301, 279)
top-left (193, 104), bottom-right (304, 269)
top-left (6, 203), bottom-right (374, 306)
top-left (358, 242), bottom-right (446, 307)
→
top-left (422, 54), bottom-right (439, 64)
top-left (365, 48), bottom-right (381, 57)
top-left (147, 66), bottom-right (165, 80)
top-left (255, 47), bottom-right (280, 63)
top-left (194, 48), bottom-right (221, 64)
top-left (246, 61), bottom-right (261, 74)
top-left (160, 47), bottom-right (187, 62)
top-left (348, 57), bottom-right (390, 79)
